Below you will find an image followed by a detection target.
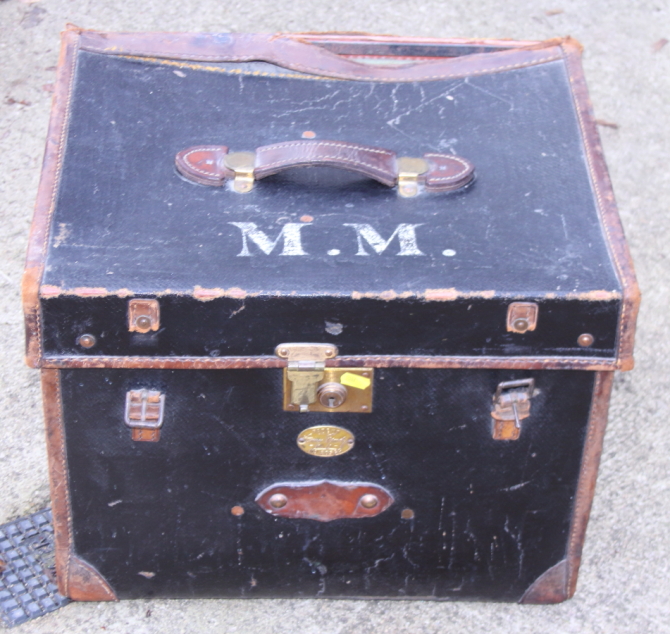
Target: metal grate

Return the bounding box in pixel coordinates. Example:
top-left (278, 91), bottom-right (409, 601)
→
top-left (0, 509), bottom-right (69, 628)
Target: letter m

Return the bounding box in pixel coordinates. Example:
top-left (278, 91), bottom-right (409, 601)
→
top-left (343, 223), bottom-right (425, 256)
top-left (228, 222), bottom-right (310, 256)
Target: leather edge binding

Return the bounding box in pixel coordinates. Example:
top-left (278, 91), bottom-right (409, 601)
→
top-left (564, 370), bottom-right (614, 599)
top-left (38, 354), bottom-right (621, 371)
top-left (521, 370), bottom-right (613, 604)
top-left (519, 559), bottom-right (569, 604)
top-left (41, 368), bottom-right (118, 601)
top-left (561, 39), bottom-right (640, 371)
top-left (22, 29), bottom-right (81, 369)
top-left (41, 369), bottom-right (71, 597)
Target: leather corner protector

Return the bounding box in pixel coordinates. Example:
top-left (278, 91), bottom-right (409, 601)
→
top-left (519, 559), bottom-right (569, 604)
top-left (67, 555), bottom-right (117, 601)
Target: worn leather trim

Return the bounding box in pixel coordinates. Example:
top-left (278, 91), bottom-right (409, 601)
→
top-left (520, 371), bottom-right (614, 603)
top-left (297, 32), bottom-right (542, 50)
top-left (22, 27), bottom-right (80, 369)
top-left (565, 370), bottom-right (614, 599)
top-left (41, 369), bottom-right (71, 597)
top-left (78, 30), bottom-right (565, 83)
top-left (561, 41), bottom-right (640, 370)
top-left (520, 559), bottom-right (569, 604)
top-left (38, 354), bottom-right (620, 371)
top-left (41, 369), bottom-right (118, 601)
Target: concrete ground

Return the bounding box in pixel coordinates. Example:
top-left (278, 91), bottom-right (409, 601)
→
top-left (0, 0), bottom-right (668, 632)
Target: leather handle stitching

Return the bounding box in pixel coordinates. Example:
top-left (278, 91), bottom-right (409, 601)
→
top-left (259, 154), bottom-right (392, 174)
top-left (259, 140), bottom-right (395, 157)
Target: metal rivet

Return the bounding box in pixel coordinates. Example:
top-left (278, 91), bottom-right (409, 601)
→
top-left (278, 348), bottom-right (288, 357)
top-left (78, 334), bottom-right (96, 348)
top-left (401, 508), bottom-right (415, 520)
top-left (513, 318), bottom-right (529, 333)
top-left (135, 315), bottom-right (152, 330)
top-left (231, 505), bottom-right (245, 516)
top-left (578, 333), bottom-right (594, 347)
top-left (269, 494), bottom-right (288, 509)
top-left (325, 348), bottom-right (335, 357)
top-left (360, 405), bottom-right (369, 411)
top-left (362, 372), bottom-right (370, 378)
top-left (359, 494), bottom-right (379, 509)
top-left (298, 437), bottom-right (306, 444)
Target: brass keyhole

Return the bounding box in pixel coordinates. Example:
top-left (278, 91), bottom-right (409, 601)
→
top-left (317, 383), bottom-right (348, 409)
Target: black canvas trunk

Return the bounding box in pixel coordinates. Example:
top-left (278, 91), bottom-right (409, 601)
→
top-left (23, 29), bottom-right (639, 603)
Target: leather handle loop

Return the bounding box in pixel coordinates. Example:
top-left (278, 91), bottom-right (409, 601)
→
top-left (255, 140), bottom-right (399, 186)
top-left (175, 140), bottom-right (474, 196)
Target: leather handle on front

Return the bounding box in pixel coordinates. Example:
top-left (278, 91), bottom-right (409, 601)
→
top-left (175, 140), bottom-right (474, 196)
top-left (255, 480), bottom-right (394, 522)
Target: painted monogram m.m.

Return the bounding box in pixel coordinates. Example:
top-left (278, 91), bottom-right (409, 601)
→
top-left (229, 222), bottom-right (426, 257)
top-left (24, 29), bottom-right (637, 604)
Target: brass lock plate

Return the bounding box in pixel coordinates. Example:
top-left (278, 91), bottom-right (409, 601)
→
top-left (282, 368), bottom-right (374, 413)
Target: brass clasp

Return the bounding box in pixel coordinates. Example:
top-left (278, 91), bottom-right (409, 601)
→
top-left (276, 344), bottom-right (337, 412)
top-left (491, 379), bottom-right (535, 440)
top-left (275, 344), bottom-right (373, 413)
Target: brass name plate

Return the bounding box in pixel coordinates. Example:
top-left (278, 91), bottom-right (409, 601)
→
top-left (297, 425), bottom-right (355, 457)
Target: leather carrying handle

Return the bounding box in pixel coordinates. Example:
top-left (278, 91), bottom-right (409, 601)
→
top-left (175, 140), bottom-right (474, 196)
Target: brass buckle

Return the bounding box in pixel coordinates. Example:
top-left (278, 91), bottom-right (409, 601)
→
top-left (492, 379), bottom-right (535, 440)
top-left (124, 389), bottom-right (165, 442)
